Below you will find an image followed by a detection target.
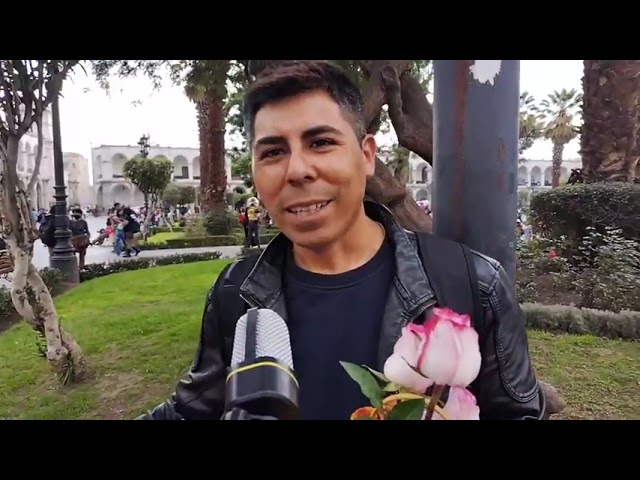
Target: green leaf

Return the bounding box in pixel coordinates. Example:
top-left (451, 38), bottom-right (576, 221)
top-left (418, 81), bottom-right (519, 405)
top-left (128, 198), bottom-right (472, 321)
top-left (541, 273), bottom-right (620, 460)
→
top-left (363, 365), bottom-right (389, 383)
top-left (353, 416), bottom-right (375, 420)
top-left (383, 382), bottom-right (401, 392)
top-left (339, 361), bottom-right (384, 410)
top-left (387, 399), bottom-right (425, 421)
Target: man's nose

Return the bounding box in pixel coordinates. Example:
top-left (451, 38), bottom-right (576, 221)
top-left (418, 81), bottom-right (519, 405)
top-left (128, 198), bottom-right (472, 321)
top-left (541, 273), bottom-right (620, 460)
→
top-left (285, 149), bottom-right (317, 185)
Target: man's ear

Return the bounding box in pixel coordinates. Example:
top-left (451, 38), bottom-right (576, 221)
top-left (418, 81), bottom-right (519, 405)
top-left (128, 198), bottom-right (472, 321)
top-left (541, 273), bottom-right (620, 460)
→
top-left (361, 134), bottom-right (377, 176)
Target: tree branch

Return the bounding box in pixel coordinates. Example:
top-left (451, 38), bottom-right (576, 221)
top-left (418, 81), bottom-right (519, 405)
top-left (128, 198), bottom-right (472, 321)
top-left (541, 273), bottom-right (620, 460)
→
top-left (381, 66), bottom-right (433, 164)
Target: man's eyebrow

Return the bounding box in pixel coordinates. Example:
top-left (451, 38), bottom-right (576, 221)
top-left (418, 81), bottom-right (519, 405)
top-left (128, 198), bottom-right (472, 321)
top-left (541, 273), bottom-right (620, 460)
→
top-left (255, 135), bottom-right (285, 147)
top-left (254, 125), bottom-right (344, 148)
top-left (301, 125), bottom-right (343, 139)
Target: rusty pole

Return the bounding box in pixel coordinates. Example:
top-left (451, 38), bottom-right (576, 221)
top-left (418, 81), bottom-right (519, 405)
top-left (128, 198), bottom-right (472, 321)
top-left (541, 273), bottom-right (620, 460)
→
top-left (431, 60), bottom-right (520, 283)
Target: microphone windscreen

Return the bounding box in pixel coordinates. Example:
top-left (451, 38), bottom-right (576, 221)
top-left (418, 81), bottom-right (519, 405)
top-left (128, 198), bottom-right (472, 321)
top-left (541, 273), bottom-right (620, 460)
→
top-left (231, 308), bottom-right (294, 369)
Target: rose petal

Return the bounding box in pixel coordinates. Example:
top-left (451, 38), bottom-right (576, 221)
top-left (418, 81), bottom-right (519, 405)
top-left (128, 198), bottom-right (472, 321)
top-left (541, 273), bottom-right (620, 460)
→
top-left (449, 326), bottom-right (482, 387)
top-left (435, 387), bottom-right (479, 420)
top-left (433, 307), bottom-right (471, 328)
top-left (417, 319), bottom-right (459, 385)
top-left (383, 353), bottom-right (434, 393)
top-left (393, 327), bottom-right (422, 365)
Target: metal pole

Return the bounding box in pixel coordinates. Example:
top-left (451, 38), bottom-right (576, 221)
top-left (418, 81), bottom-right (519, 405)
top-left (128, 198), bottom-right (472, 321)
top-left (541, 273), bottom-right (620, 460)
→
top-left (49, 93), bottom-right (79, 283)
top-left (432, 60), bottom-right (520, 283)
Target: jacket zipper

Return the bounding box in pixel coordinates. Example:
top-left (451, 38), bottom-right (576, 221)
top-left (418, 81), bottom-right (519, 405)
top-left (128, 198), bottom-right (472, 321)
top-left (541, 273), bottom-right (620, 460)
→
top-left (402, 298), bottom-right (437, 328)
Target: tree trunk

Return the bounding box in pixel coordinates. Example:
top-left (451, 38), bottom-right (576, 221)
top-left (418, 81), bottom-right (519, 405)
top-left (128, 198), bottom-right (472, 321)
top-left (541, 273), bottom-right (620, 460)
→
top-left (203, 89), bottom-right (228, 216)
top-left (196, 102), bottom-right (210, 212)
top-left (551, 142), bottom-right (564, 188)
top-left (581, 60), bottom-right (640, 183)
top-left (0, 135), bottom-right (86, 384)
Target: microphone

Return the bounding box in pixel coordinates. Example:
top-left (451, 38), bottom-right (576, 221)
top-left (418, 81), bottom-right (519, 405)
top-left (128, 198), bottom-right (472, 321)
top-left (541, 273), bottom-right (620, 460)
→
top-left (222, 307), bottom-right (299, 420)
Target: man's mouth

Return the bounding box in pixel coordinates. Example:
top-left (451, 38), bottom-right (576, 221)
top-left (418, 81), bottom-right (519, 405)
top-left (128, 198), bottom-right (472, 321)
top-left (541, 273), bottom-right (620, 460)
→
top-left (285, 200), bottom-right (332, 216)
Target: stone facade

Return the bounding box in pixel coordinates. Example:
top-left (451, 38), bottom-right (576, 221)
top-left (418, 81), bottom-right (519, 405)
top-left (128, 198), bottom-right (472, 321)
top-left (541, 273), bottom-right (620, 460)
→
top-left (18, 110), bottom-right (55, 210)
top-left (91, 144), bottom-right (246, 208)
top-left (63, 152), bottom-right (93, 206)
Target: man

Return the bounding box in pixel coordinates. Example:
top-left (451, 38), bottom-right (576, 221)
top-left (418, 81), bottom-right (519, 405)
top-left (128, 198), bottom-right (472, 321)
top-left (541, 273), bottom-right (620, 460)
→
top-left (139, 60), bottom-right (543, 420)
top-left (245, 199), bottom-right (260, 247)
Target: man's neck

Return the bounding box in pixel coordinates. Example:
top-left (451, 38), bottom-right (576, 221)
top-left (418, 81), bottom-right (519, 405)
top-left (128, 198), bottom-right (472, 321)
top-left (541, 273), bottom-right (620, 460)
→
top-left (292, 210), bottom-right (385, 275)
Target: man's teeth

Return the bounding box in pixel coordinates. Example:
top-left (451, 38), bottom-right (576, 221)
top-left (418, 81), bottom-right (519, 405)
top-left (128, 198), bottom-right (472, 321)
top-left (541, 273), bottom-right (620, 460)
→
top-left (290, 201), bottom-right (329, 214)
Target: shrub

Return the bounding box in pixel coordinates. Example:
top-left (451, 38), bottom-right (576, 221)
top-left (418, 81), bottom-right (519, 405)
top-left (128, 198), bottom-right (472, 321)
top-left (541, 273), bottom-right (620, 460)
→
top-left (573, 227), bottom-right (640, 312)
top-left (139, 233), bottom-right (280, 250)
top-left (521, 303), bottom-right (640, 341)
top-left (79, 251), bottom-right (223, 282)
top-left (515, 237), bottom-right (572, 303)
top-left (530, 183), bottom-right (640, 251)
top-left (203, 212), bottom-right (236, 236)
top-left (184, 217), bottom-right (207, 238)
top-left (38, 267), bottom-right (68, 296)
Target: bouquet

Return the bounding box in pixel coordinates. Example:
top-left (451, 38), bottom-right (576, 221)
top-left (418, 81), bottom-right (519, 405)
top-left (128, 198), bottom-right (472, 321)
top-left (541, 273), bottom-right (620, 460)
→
top-left (341, 307), bottom-right (482, 420)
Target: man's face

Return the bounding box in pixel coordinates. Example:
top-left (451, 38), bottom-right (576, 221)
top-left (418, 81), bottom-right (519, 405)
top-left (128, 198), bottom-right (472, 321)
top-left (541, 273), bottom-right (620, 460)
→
top-left (251, 90), bottom-right (376, 248)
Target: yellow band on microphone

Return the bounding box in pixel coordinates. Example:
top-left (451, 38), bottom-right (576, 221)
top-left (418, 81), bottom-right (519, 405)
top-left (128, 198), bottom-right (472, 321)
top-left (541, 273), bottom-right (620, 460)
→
top-left (226, 360), bottom-right (299, 387)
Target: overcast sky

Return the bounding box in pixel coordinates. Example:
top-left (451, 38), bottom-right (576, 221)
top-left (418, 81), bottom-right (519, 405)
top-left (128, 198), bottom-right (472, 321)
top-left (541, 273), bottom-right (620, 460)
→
top-left (58, 60), bottom-right (584, 182)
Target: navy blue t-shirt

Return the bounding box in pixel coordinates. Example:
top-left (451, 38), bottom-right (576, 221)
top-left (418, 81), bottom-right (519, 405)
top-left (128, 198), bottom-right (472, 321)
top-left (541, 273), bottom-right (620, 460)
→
top-left (284, 239), bottom-right (394, 420)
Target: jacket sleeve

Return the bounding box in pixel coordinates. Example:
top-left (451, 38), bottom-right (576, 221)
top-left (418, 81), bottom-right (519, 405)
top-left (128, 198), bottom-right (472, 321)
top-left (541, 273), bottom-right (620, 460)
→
top-left (136, 265), bottom-right (231, 420)
top-left (471, 253), bottom-right (545, 420)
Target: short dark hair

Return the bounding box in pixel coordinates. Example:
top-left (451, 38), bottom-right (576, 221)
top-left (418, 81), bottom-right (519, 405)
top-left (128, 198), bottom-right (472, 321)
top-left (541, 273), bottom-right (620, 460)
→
top-left (243, 60), bottom-right (365, 146)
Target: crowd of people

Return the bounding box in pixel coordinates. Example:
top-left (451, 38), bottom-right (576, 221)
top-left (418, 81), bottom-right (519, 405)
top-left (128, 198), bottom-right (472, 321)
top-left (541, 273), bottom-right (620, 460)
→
top-left (91, 203), bottom-right (143, 258)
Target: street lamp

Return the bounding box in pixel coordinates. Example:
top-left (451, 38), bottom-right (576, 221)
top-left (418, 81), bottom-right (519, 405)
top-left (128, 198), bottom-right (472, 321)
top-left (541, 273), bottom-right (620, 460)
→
top-left (138, 134), bottom-right (150, 158)
top-left (49, 93), bottom-right (79, 283)
top-left (137, 134), bottom-right (151, 215)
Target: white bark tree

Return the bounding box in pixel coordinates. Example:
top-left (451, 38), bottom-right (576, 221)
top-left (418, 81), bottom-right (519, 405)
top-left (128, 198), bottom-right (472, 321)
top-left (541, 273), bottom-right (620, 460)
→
top-left (0, 60), bottom-right (86, 384)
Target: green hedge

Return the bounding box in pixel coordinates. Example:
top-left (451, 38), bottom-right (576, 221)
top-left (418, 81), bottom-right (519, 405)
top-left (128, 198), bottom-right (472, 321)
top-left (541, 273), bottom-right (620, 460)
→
top-left (79, 251), bottom-right (223, 282)
top-left (0, 252), bottom-right (223, 319)
top-left (521, 302), bottom-right (640, 340)
top-left (140, 233), bottom-right (280, 250)
top-left (530, 183), bottom-right (640, 245)
top-left (3, 256), bottom-right (640, 342)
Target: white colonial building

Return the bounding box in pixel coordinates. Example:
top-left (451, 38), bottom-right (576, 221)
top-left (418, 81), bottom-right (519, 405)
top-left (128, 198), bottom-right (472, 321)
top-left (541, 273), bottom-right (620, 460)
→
top-left (62, 152), bottom-right (93, 206)
top-left (393, 153), bottom-right (583, 203)
top-left (516, 157), bottom-right (582, 190)
top-left (17, 109), bottom-right (56, 210)
top-left (91, 144), bottom-right (248, 208)
top-left (406, 153), bottom-right (432, 201)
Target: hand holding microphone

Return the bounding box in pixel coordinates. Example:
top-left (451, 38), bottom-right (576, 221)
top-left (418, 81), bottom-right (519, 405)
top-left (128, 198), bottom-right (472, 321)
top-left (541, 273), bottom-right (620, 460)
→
top-left (222, 308), bottom-right (299, 420)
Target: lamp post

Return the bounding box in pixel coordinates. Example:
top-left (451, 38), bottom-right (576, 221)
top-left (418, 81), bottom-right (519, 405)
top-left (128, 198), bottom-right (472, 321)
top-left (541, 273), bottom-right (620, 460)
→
top-left (138, 134), bottom-right (150, 159)
top-left (49, 93), bottom-right (79, 283)
top-left (431, 60), bottom-right (520, 284)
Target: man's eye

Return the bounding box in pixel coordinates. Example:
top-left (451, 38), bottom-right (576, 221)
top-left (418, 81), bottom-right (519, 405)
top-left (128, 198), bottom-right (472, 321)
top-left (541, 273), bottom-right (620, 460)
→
top-left (261, 148), bottom-right (283, 159)
top-left (311, 139), bottom-right (334, 148)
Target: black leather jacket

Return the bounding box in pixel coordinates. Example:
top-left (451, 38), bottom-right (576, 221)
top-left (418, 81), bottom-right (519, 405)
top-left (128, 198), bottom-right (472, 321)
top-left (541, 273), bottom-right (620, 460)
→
top-left (139, 203), bottom-right (544, 420)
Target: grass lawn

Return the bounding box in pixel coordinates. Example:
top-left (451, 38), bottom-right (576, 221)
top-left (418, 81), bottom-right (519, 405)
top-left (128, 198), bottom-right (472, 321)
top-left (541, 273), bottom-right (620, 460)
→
top-left (0, 260), bottom-right (639, 420)
top-left (145, 231), bottom-right (186, 244)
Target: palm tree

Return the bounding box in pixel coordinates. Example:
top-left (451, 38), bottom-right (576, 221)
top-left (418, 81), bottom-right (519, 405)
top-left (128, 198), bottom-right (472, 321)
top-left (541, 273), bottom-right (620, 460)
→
top-left (580, 60), bottom-right (640, 183)
top-left (540, 88), bottom-right (582, 187)
top-left (183, 61), bottom-right (231, 215)
top-left (519, 91), bottom-right (544, 155)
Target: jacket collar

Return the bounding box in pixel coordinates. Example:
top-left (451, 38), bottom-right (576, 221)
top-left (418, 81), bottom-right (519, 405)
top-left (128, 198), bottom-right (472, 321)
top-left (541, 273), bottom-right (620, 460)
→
top-left (239, 200), bottom-right (436, 318)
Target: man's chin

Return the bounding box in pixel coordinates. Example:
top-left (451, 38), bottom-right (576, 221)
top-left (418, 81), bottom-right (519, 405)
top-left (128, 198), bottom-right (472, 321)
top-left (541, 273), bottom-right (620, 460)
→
top-left (280, 225), bottom-right (336, 250)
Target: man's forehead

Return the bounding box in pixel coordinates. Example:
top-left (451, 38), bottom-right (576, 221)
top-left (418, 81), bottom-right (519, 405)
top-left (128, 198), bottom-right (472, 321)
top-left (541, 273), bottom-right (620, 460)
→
top-left (253, 91), bottom-right (348, 138)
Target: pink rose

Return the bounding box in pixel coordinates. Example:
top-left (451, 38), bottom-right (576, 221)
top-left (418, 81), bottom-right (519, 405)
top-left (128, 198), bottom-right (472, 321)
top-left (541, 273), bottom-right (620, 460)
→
top-left (433, 387), bottom-right (480, 420)
top-left (383, 325), bottom-right (434, 393)
top-left (415, 307), bottom-right (481, 387)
